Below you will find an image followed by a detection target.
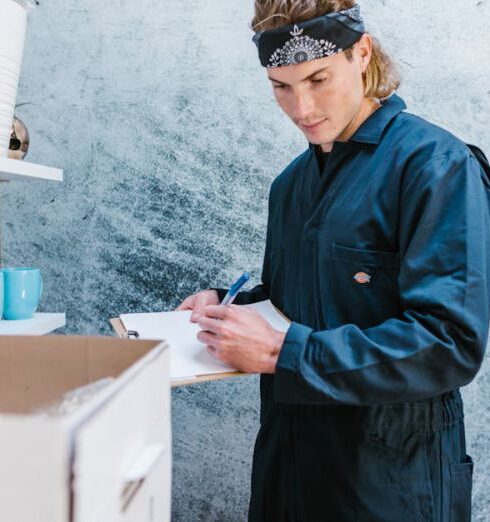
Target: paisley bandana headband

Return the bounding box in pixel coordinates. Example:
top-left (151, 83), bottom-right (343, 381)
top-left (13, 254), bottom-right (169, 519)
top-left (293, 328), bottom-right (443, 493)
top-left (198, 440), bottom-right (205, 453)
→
top-left (252, 4), bottom-right (365, 68)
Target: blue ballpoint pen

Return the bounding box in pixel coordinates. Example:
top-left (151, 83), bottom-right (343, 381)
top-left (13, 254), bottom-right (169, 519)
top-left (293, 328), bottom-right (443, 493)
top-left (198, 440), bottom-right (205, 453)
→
top-left (221, 272), bottom-right (250, 305)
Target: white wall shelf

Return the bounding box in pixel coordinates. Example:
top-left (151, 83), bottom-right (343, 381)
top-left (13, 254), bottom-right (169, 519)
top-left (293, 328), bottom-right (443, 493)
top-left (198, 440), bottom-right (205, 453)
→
top-left (0, 157), bottom-right (63, 182)
top-left (0, 313), bottom-right (66, 335)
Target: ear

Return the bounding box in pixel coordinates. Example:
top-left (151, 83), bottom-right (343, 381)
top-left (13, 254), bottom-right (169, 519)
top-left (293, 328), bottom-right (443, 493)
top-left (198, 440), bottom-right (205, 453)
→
top-left (356, 33), bottom-right (373, 74)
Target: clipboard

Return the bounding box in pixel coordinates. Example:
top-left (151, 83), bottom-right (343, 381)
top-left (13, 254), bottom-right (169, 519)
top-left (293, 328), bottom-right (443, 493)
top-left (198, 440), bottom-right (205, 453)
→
top-left (109, 317), bottom-right (245, 387)
top-left (109, 300), bottom-right (290, 388)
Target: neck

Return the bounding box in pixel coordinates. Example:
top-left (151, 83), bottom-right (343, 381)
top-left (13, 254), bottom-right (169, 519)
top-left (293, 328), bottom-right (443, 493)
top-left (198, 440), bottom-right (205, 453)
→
top-left (320, 97), bottom-right (381, 153)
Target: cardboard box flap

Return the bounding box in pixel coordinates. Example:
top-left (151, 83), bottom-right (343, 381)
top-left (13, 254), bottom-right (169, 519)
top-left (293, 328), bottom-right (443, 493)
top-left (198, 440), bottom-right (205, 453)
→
top-left (0, 336), bottom-right (161, 414)
top-left (0, 335), bottom-right (171, 522)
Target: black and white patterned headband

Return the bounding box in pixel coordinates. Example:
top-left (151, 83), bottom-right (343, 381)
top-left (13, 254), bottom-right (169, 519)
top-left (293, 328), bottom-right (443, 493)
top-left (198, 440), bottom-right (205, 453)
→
top-left (252, 5), bottom-right (365, 68)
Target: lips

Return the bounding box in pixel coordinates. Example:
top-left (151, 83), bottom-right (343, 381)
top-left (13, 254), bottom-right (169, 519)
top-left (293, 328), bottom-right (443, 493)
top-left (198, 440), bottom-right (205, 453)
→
top-left (301, 119), bottom-right (326, 131)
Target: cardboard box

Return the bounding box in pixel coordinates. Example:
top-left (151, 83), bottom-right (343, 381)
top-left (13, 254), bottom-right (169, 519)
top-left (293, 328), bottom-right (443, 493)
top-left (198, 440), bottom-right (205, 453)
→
top-left (0, 335), bottom-right (171, 522)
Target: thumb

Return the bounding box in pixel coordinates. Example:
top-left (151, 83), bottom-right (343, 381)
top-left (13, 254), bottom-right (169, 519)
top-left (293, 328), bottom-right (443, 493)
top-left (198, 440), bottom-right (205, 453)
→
top-left (175, 294), bottom-right (195, 311)
top-left (192, 293), bottom-right (210, 314)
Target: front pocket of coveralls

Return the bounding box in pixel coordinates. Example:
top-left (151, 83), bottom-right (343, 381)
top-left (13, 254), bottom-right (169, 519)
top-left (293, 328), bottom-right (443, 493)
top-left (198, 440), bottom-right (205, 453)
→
top-left (362, 434), bottom-right (436, 522)
top-left (326, 243), bottom-right (400, 328)
top-left (449, 455), bottom-right (473, 522)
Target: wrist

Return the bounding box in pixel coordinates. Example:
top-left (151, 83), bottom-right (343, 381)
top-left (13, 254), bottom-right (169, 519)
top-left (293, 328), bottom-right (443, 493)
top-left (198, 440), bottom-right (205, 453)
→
top-left (267, 330), bottom-right (286, 373)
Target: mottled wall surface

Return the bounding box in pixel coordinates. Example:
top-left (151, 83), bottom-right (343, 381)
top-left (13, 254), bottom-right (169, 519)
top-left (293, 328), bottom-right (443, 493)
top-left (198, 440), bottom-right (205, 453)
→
top-left (2, 0), bottom-right (489, 520)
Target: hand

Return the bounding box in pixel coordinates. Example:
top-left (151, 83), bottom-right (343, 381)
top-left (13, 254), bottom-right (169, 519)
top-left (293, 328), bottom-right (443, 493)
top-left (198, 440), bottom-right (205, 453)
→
top-left (175, 290), bottom-right (220, 312)
top-left (192, 304), bottom-right (287, 374)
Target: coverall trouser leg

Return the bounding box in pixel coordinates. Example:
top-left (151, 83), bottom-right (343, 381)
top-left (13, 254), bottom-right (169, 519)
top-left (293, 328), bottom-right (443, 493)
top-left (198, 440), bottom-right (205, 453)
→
top-left (248, 391), bottom-right (473, 522)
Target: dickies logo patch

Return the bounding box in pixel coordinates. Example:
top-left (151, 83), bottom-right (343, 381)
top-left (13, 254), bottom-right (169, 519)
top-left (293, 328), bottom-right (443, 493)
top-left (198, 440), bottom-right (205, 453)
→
top-left (353, 272), bottom-right (371, 284)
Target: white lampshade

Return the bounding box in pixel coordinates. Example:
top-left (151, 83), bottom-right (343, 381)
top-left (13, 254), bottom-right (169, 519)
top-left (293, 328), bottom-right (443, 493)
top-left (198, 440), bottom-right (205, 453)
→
top-left (0, 0), bottom-right (30, 156)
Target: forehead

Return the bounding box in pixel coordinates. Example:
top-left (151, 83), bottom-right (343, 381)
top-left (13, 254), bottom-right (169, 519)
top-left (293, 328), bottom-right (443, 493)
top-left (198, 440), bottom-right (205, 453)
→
top-left (266, 52), bottom-right (347, 83)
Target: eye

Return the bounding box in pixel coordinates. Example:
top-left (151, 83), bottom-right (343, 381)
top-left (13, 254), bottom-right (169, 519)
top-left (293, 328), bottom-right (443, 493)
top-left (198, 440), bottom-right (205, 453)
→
top-left (311, 77), bottom-right (327, 84)
top-left (272, 83), bottom-right (286, 89)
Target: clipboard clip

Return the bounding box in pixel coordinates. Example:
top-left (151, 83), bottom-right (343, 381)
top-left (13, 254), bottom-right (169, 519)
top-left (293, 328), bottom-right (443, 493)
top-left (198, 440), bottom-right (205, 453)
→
top-left (126, 330), bottom-right (140, 339)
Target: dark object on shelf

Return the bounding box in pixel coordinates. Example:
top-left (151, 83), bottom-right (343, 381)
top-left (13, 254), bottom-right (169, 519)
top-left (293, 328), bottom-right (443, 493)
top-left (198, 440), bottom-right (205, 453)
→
top-left (8, 115), bottom-right (29, 160)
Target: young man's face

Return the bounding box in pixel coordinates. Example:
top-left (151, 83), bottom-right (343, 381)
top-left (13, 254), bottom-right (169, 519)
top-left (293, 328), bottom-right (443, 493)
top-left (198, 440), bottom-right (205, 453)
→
top-left (267, 34), bottom-right (372, 147)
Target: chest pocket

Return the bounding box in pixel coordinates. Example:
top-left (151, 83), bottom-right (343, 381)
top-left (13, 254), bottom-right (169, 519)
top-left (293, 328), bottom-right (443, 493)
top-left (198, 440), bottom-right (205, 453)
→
top-left (326, 243), bottom-right (400, 329)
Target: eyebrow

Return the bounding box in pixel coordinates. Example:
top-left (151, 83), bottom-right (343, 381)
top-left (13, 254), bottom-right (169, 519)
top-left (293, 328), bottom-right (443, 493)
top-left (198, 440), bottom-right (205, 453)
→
top-left (267, 66), bottom-right (330, 86)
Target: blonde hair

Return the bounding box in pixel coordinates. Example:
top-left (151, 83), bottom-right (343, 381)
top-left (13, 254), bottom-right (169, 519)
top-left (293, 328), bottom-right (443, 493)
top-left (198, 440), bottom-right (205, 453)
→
top-left (251, 0), bottom-right (401, 99)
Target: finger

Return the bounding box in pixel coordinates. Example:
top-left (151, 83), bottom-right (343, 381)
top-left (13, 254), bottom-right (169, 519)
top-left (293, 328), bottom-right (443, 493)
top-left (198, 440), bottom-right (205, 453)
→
top-left (190, 306), bottom-right (209, 323)
top-left (189, 295), bottom-right (207, 321)
top-left (176, 295), bottom-right (195, 311)
top-left (191, 296), bottom-right (211, 317)
top-left (206, 345), bottom-right (222, 361)
top-left (201, 304), bottom-right (231, 320)
top-left (196, 315), bottom-right (225, 335)
top-left (197, 330), bottom-right (217, 346)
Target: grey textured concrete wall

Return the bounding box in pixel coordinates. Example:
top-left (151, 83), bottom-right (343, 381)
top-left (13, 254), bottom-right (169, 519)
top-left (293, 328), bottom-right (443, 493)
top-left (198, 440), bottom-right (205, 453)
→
top-left (1, 1), bottom-right (489, 520)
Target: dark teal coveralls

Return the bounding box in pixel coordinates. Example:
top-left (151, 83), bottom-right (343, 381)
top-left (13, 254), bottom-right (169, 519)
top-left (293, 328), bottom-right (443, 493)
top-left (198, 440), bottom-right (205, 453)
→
top-left (215, 94), bottom-right (490, 521)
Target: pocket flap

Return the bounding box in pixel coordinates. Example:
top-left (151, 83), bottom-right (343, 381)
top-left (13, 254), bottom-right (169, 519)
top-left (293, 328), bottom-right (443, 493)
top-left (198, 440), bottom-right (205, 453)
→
top-left (331, 243), bottom-right (399, 268)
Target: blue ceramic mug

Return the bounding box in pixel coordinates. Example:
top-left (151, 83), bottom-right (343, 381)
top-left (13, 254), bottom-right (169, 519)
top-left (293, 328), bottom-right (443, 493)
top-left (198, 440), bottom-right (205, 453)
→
top-left (2, 268), bottom-right (43, 320)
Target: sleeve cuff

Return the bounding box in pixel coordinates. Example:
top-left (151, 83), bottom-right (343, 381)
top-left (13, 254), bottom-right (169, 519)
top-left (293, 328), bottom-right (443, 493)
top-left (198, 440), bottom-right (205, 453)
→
top-left (274, 322), bottom-right (313, 403)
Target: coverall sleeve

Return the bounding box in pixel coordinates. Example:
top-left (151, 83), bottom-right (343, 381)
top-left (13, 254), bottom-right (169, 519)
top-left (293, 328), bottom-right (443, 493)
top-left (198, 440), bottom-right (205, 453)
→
top-left (274, 151), bottom-right (490, 405)
top-left (211, 283), bottom-right (269, 305)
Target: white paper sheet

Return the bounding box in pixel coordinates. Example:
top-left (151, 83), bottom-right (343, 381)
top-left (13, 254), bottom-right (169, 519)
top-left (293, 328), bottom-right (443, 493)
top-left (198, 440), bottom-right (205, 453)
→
top-left (120, 300), bottom-right (290, 382)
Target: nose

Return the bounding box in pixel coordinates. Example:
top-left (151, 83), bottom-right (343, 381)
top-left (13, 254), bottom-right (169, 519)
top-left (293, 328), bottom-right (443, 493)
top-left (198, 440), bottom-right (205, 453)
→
top-left (292, 87), bottom-right (315, 122)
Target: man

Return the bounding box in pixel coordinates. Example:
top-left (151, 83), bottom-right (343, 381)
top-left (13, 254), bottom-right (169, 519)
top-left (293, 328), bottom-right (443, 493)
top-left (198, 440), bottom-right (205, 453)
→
top-left (177, 2), bottom-right (490, 520)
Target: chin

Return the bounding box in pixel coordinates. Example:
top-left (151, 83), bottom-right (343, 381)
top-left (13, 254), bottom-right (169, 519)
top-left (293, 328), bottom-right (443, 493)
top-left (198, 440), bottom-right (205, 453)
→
top-left (304, 130), bottom-right (336, 145)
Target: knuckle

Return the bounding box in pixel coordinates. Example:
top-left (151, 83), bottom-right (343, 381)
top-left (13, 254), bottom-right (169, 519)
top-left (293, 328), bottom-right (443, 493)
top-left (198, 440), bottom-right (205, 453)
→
top-left (206, 345), bottom-right (217, 357)
top-left (215, 324), bottom-right (225, 336)
top-left (198, 330), bottom-right (210, 342)
top-left (220, 326), bottom-right (231, 339)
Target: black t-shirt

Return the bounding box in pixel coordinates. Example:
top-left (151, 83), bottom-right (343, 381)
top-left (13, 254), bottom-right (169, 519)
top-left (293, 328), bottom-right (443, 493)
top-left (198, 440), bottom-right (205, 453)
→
top-left (314, 145), bottom-right (330, 175)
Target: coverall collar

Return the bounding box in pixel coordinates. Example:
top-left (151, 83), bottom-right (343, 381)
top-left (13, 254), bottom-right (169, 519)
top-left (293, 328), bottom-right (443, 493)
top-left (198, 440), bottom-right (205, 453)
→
top-left (308, 92), bottom-right (407, 151)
